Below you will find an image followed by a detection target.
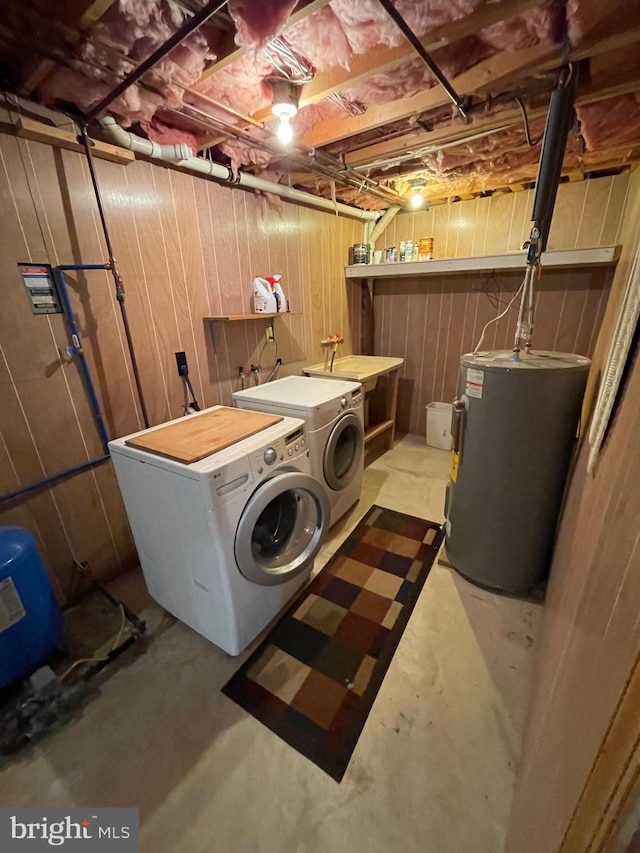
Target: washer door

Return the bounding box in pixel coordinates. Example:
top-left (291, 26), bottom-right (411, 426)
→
top-left (235, 472), bottom-right (330, 586)
top-left (323, 412), bottom-right (364, 492)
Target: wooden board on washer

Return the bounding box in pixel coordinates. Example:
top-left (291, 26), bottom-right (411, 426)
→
top-left (125, 406), bottom-right (283, 464)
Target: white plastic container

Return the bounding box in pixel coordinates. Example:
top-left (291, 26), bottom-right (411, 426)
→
top-left (426, 402), bottom-right (453, 450)
top-left (272, 275), bottom-right (287, 313)
top-left (253, 277), bottom-right (277, 313)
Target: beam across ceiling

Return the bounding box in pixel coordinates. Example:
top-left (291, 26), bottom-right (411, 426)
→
top-left (302, 22), bottom-right (640, 150)
top-left (342, 39), bottom-right (640, 168)
top-left (197, 0), bottom-right (332, 82)
top-left (302, 42), bottom-right (560, 148)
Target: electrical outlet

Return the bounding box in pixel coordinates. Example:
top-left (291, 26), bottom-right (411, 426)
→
top-left (265, 325), bottom-right (274, 343)
top-left (471, 279), bottom-right (483, 291)
top-left (175, 351), bottom-right (188, 377)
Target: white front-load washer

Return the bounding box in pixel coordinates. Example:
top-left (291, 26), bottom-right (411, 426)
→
top-left (109, 407), bottom-right (330, 655)
top-left (233, 376), bottom-right (364, 527)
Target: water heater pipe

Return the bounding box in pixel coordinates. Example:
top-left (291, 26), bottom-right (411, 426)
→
top-left (513, 70), bottom-right (576, 357)
top-left (101, 118), bottom-right (381, 221)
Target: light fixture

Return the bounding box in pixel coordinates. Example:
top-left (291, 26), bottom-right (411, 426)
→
top-left (409, 179), bottom-right (426, 208)
top-left (275, 112), bottom-right (294, 144)
top-left (270, 78), bottom-right (301, 146)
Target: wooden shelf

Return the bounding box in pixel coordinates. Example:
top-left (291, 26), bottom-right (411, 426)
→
top-left (204, 312), bottom-right (299, 321)
top-left (345, 246), bottom-right (620, 279)
top-left (364, 419), bottom-right (395, 444)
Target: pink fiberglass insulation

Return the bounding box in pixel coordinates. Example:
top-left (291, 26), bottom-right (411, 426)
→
top-left (197, 53), bottom-right (273, 116)
top-left (427, 119), bottom-right (548, 173)
top-left (284, 6), bottom-right (353, 71)
top-left (227, 0), bottom-right (299, 49)
top-left (345, 37), bottom-right (490, 107)
top-left (577, 96), bottom-right (640, 151)
top-left (480, 4), bottom-right (560, 51)
top-left (38, 0), bottom-right (216, 125)
top-left (220, 139), bottom-right (274, 170)
top-left (140, 115), bottom-right (203, 153)
top-left (567, 0), bottom-right (640, 46)
top-left (292, 100), bottom-right (348, 135)
top-left (194, 2), bottom-right (558, 133)
top-left (328, 0), bottom-right (405, 54)
top-left (329, 0), bottom-right (483, 53)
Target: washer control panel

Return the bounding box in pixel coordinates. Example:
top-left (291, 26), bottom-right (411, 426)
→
top-left (251, 426), bottom-right (307, 474)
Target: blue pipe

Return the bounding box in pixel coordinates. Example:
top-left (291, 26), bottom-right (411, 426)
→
top-left (0, 455), bottom-right (110, 505)
top-left (58, 264), bottom-right (110, 271)
top-left (0, 264), bottom-right (115, 506)
top-left (53, 267), bottom-right (111, 453)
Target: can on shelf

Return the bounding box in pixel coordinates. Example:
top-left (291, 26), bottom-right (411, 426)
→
top-left (405, 239), bottom-right (413, 261)
top-left (353, 243), bottom-right (369, 264)
top-left (419, 237), bottom-right (434, 260)
top-left (399, 240), bottom-right (406, 262)
top-left (385, 247), bottom-right (397, 262)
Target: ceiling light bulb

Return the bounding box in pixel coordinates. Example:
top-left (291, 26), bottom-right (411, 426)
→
top-left (410, 191), bottom-right (424, 208)
top-left (277, 114), bottom-right (294, 144)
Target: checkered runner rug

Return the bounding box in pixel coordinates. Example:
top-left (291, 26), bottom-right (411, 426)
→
top-left (222, 505), bottom-right (444, 781)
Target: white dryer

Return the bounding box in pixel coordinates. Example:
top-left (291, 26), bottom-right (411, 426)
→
top-left (109, 408), bottom-right (330, 655)
top-left (233, 376), bottom-right (364, 527)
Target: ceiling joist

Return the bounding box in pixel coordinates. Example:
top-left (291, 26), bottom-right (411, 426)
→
top-left (343, 73), bottom-right (640, 169)
top-left (301, 42), bottom-right (561, 148)
top-left (248, 0), bottom-right (550, 124)
top-left (303, 22), bottom-right (640, 151)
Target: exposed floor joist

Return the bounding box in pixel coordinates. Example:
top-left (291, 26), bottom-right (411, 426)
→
top-left (302, 22), bottom-right (640, 151)
top-left (248, 0), bottom-right (550, 124)
top-left (343, 73), bottom-right (640, 169)
top-left (302, 43), bottom-right (560, 148)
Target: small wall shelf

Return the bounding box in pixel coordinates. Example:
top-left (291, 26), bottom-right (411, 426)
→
top-left (345, 246), bottom-right (620, 279)
top-left (204, 312), bottom-right (300, 321)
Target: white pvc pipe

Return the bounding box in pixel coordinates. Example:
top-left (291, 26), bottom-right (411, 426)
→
top-left (368, 205), bottom-right (401, 246)
top-left (101, 117), bottom-right (380, 221)
top-left (102, 118), bottom-right (193, 162)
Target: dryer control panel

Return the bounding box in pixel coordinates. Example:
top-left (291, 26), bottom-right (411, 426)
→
top-left (250, 426), bottom-right (308, 475)
top-left (316, 386), bottom-right (363, 422)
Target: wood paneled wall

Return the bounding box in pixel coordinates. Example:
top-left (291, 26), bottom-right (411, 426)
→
top-left (373, 267), bottom-right (612, 435)
top-left (504, 168), bottom-right (640, 853)
top-left (366, 175), bottom-right (629, 436)
top-left (373, 174), bottom-right (629, 258)
top-left (0, 132), bottom-right (360, 604)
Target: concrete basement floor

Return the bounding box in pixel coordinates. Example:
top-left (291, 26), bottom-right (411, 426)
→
top-left (0, 436), bottom-right (543, 853)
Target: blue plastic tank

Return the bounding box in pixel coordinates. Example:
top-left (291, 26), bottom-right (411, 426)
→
top-left (0, 527), bottom-right (63, 688)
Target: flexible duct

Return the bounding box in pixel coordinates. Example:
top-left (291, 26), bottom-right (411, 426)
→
top-left (101, 118), bottom-right (380, 221)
